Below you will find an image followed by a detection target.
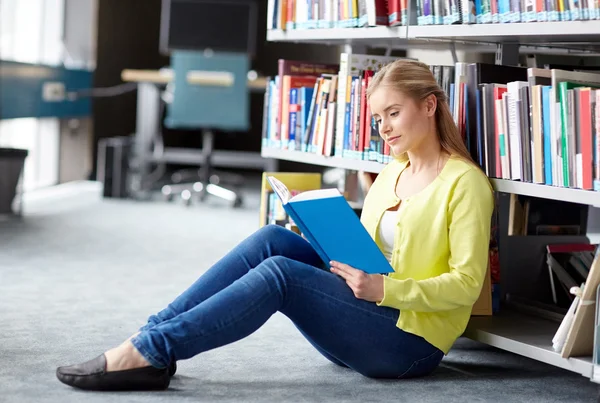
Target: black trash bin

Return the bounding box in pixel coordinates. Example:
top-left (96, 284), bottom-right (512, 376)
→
top-left (0, 148), bottom-right (28, 214)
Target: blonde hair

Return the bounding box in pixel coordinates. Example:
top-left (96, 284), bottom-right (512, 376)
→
top-left (367, 59), bottom-right (475, 166)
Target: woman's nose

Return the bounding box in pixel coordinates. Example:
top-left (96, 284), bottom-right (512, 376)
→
top-left (379, 121), bottom-right (391, 135)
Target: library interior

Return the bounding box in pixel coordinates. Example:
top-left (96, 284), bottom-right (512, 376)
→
top-left (3, 0), bottom-right (600, 400)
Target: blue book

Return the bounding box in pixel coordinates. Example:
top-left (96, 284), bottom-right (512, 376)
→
top-left (267, 176), bottom-right (393, 275)
top-left (541, 85), bottom-right (553, 185)
top-left (475, 87), bottom-right (483, 168)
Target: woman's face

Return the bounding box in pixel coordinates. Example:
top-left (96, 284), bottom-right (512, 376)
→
top-left (369, 87), bottom-right (435, 157)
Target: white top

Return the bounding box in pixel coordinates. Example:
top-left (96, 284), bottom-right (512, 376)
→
top-left (378, 210), bottom-right (398, 263)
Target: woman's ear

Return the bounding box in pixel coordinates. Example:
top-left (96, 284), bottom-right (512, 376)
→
top-left (424, 94), bottom-right (437, 117)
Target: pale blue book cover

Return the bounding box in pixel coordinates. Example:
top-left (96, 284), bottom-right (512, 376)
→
top-left (267, 176), bottom-right (393, 275)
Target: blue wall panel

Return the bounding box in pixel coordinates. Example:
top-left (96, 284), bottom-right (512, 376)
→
top-left (0, 61), bottom-right (93, 120)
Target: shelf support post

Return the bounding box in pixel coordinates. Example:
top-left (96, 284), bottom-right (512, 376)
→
top-left (342, 43), bottom-right (367, 57)
top-left (449, 42), bottom-right (458, 65)
top-left (495, 43), bottom-right (520, 66)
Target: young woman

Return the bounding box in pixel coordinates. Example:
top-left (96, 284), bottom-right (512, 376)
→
top-left (56, 59), bottom-right (494, 391)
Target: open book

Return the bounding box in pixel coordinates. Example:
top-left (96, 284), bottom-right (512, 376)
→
top-left (267, 176), bottom-right (393, 275)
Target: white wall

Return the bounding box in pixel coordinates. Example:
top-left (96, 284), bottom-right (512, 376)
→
top-left (63, 0), bottom-right (98, 69)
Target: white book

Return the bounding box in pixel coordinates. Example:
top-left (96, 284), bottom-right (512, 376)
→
top-left (453, 62), bottom-right (468, 123)
top-left (507, 81), bottom-right (528, 181)
top-left (552, 285), bottom-right (582, 353)
top-left (266, 0), bottom-right (275, 29)
top-left (549, 87), bottom-right (562, 187)
top-left (501, 94), bottom-right (512, 180)
top-left (324, 103), bottom-right (337, 156)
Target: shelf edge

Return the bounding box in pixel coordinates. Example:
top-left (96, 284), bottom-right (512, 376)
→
top-left (262, 148), bottom-right (600, 206)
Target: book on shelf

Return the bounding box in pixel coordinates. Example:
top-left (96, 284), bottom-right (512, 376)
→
top-left (464, 65), bottom-right (600, 191)
top-left (555, 244), bottom-right (600, 358)
top-left (267, 0), bottom-right (394, 30)
top-left (263, 53), bottom-right (408, 164)
top-left (266, 175), bottom-right (394, 274)
top-left (546, 243), bottom-right (596, 307)
top-left (335, 53), bottom-right (410, 161)
top-left (263, 55), bottom-right (600, 195)
top-left (270, 59), bottom-right (339, 150)
top-left (267, 0), bottom-right (599, 29)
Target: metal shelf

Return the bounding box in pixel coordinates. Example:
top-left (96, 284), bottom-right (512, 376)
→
top-left (492, 179), bottom-right (600, 207)
top-left (261, 148), bottom-right (385, 173)
top-left (267, 26), bottom-right (406, 42)
top-left (261, 148), bottom-right (600, 206)
top-left (267, 22), bottom-right (600, 54)
top-left (266, 26), bottom-right (410, 49)
top-left (465, 310), bottom-right (593, 378)
top-left (408, 21), bottom-right (600, 44)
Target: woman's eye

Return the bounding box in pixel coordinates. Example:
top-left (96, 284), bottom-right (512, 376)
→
top-left (390, 111), bottom-right (399, 117)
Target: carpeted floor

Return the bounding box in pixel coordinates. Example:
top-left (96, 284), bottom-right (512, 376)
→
top-left (1, 180), bottom-right (599, 402)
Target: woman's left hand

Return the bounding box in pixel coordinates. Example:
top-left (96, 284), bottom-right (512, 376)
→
top-left (330, 261), bottom-right (384, 302)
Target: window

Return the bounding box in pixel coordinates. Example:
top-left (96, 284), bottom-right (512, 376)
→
top-left (0, 0), bottom-right (65, 65)
top-left (0, 0), bottom-right (66, 190)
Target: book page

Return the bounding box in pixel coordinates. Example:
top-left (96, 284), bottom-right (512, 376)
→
top-left (267, 176), bottom-right (291, 204)
top-left (290, 188), bottom-right (341, 202)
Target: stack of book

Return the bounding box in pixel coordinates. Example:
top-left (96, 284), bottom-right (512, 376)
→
top-left (453, 64), bottom-right (600, 191)
top-left (267, 0), bottom-right (405, 30)
top-left (266, 0), bottom-right (599, 30)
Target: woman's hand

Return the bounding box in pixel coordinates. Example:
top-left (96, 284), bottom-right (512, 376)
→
top-left (329, 261), bottom-right (384, 302)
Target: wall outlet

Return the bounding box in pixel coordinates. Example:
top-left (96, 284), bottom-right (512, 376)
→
top-left (42, 82), bottom-right (66, 102)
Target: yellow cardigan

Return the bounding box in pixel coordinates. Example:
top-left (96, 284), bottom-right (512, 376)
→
top-left (360, 156), bottom-right (494, 354)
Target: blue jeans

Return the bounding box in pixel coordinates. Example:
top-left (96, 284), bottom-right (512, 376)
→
top-left (131, 225), bottom-right (443, 379)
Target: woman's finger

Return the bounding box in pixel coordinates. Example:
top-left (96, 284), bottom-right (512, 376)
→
top-left (330, 266), bottom-right (350, 280)
top-left (330, 261), bottom-right (358, 275)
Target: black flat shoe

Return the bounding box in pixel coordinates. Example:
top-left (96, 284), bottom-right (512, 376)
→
top-left (56, 354), bottom-right (170, 391)
top-left (168, 361), bottom-right (177, 377)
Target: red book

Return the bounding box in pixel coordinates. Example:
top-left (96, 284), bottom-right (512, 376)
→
top-left (360, 71), bottom-right (375, 160)
top-left (358, 74), bottom-right (368, 159)
top-left (493, 86), bottom-right (508, 178)
top-left (578, 88), bottom-right (593, 190)
top-left (388, 0), bottom-right (402, 26)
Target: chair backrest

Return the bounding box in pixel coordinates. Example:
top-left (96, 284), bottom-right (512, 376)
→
top-left (165, 50), bottom-right (249, 131)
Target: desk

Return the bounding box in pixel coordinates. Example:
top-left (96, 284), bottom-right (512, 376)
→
top-left (121, 69), bottom-right (269, 90)
top-left (121, 69), bottom-right (273, 197)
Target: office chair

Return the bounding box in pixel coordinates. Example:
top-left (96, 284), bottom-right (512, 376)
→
top-left (160, 50), bottom-right (250, 208)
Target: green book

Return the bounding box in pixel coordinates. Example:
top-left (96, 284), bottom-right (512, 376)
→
top-left (558, 81), bottom-right (600, 188)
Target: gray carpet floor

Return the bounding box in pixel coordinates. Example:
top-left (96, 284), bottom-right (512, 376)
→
top-left (1, 179), bottom-right (599, 402)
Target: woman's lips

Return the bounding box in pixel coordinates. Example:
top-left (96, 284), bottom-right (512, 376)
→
top-left (387, 135), bottom-right (401, 143)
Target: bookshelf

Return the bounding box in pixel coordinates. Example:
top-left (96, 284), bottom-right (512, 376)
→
top-left (262, 19), bottom-right (600, 382)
